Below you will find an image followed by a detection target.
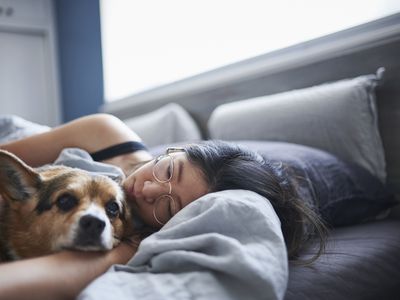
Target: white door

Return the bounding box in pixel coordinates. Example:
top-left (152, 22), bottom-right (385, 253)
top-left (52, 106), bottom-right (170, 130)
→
top-left (0, 0), bottom-right (60, 126)
top-left (0, 30), bottom-right (53, 125)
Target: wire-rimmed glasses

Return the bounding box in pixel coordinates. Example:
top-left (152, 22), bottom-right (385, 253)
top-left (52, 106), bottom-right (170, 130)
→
top-left (152, 147), bottom-right (185, 226)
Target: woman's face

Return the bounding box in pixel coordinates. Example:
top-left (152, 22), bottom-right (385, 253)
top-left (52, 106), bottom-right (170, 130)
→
top-left (122, 152), bottom-right (209, 228)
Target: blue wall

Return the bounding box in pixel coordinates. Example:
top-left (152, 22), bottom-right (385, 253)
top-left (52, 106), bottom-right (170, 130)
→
top-left (54, 0), bottom-right (104, 122)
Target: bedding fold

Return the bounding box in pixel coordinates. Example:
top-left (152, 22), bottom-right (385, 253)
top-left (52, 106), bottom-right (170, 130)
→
top-left (78, 190), bottom-right (288, 300)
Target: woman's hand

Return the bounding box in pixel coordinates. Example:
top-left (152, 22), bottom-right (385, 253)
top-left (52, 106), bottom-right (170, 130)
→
top-left (108, 235), bottom-right (142, 265)
top-left (0, 239), bottom-right (140, 300)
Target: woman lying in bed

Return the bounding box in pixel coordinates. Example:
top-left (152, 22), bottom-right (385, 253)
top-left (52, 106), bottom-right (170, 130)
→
top-left (0, 114), bottom-right (326, 300)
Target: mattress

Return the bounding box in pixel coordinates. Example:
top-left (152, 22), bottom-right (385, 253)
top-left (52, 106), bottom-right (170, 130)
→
top-left (285, 219), bottom-right (400, 300)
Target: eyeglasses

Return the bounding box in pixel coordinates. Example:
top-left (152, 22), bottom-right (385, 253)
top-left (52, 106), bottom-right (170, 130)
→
top-left (152, 147), bottom-right (185, 226)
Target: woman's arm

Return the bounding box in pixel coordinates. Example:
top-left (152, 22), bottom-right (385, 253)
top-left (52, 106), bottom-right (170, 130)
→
top-left (0, 114), bottom-right (152, 170)
top-left (0, 241), bottom-right (137, 300)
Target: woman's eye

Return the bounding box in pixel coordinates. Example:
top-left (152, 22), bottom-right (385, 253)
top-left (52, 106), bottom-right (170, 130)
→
top-left (168, 196), bottom-right (178, 217)
top-left (166, 165), bottom-right (172, 179)
top-left (168, 200), bottom-right (173, 217)
top-left (56, 194), bottom-right (78, 212)
top-left (106, 201), bottom-right (119, 218)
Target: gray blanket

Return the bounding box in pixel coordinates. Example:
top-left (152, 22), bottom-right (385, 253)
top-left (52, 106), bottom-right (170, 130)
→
top-left (78, 190), bottom-right (288, 300)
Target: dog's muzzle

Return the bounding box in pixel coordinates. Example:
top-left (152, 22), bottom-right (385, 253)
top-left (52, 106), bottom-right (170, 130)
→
top-left (75, 215), bottom-right (106, 248)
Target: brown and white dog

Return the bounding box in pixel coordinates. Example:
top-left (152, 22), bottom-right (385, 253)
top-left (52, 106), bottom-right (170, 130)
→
top-left (0, 150), bottom-right (133, 261)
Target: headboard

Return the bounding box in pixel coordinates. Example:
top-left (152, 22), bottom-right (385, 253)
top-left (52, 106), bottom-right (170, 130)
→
top-left (104, 14), bottom-right (400, 196)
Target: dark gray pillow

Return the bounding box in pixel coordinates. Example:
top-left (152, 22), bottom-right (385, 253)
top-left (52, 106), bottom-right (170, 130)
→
top-left (236, 141), bottom-right (397, 226)
top-left (150, 141), bottom-right (397, 226)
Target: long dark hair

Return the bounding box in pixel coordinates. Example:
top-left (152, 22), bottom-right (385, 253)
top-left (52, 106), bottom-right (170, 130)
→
top-left (184, 140), bottom-right (327, 264)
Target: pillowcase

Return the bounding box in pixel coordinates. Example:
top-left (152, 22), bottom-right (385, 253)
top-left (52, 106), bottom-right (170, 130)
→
top-left (208, 71), bottom-right (386, 182)
top-left (235, 141), bottom-right (396, 226)
top-left (123, 103), bottom-right (201, 147)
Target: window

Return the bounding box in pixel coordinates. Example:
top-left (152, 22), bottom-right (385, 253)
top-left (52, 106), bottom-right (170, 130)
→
top-left (101, 0), bottom-right (400, 102)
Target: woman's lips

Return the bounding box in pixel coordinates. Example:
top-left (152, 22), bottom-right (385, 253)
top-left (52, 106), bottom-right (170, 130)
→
top-left (123, 180), bottom-right (136, 200)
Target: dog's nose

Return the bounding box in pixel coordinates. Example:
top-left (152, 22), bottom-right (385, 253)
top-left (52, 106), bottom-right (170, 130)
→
top-left (79, 215), bottom-right (105, 236)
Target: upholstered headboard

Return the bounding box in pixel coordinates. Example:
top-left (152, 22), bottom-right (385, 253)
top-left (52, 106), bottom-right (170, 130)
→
top-left (104, 14), bottom-right (400, 196)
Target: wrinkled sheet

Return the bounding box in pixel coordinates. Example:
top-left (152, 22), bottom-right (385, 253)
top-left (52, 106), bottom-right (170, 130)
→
top-left (0, 114), bottom-right (50, 143)
top-left (78, 190), bottom-right (288, 300)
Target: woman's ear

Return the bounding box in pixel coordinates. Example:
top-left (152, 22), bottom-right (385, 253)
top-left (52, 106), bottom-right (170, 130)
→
top-left (0, 150), bottom-right (41, 202)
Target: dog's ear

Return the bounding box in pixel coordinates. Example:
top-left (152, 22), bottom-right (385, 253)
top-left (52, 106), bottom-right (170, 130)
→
top-left (0, 150), bottom-right (41, 202)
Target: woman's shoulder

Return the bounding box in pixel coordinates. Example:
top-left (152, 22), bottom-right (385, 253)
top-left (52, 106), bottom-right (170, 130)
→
top-left (104, 151), bottom-right (152, 176)
top-left (89, 141), bottom-right (153, 176)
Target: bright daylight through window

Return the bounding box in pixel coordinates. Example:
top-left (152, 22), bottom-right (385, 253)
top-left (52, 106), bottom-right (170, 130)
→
top-left (100, 0), bottom-right (400, 102)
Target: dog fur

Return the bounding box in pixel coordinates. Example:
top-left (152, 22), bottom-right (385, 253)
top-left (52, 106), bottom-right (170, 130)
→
top-left (0, 150), bottom-right (133, 261)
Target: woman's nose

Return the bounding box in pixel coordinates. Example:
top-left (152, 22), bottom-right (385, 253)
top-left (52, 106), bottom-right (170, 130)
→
top-left (141, 180), bottom-right (168, 203)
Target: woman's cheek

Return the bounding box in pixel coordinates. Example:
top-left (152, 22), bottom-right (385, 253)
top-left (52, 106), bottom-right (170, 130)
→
top-left (138, 206), bottom-right (159, 228)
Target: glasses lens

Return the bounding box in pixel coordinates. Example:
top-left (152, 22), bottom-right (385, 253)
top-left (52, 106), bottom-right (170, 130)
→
top-left (153, 155), bottom-right (173, 183)
top-left (154, 195), bottom-right (177, 225)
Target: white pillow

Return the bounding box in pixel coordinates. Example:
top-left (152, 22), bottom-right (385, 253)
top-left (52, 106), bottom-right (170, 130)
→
top-left (208, 72), bottom-right (386, 182)
top-left (124, 103), bottom-right (201, 147)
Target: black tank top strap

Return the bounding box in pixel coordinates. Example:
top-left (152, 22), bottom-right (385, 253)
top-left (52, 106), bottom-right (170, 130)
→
top-left (90, 141), bottom-right (148, 161)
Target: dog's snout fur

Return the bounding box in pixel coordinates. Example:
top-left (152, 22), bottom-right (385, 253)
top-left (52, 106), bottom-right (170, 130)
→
top-left (79, 215), bottom-right (106, 236)
top-left (75, 215), bottom-right (107, 248)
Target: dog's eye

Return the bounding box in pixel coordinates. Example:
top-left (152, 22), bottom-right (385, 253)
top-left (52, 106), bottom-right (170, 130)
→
top-left (56, 194), bottom-right (78, 212)
top-left (106, 201), bottom-right (119, 218)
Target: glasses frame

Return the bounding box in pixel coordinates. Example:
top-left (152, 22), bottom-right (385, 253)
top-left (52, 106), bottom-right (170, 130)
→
top-left (153, 194), bottom-right (177, 226)
top-left (152, 147), bottom-right (185, 226)
top-left (152, 147), bottom-right (185, 183)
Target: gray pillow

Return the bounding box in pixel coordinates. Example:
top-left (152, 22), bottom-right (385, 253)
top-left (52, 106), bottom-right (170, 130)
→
top-left (208, 71), bottom-right (386, 182)
top-left (123, 103), bottom-right (201, 147)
